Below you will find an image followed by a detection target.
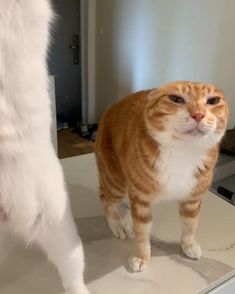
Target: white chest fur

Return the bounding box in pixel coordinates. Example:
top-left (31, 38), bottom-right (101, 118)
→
top-left (156, 144), bottom-right (206, 202)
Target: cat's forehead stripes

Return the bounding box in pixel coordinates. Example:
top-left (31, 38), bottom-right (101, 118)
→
top-left (161, 81), bottom-right (225, 100)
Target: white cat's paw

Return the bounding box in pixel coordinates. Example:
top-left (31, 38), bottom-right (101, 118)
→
top-left (181, 242), bottom-right (202, 260)
top-left (128, 256), bottom-right (149, 272)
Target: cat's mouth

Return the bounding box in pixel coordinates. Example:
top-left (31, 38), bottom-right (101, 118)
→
top-left (174, 126), bottom-right (206, 138)
top-left (174, 121), bottom-right (215, 137)
top-left (184, 126), bottom-right (205, 135)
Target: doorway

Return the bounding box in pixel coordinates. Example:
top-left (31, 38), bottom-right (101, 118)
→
top-left (48, 0), bottom-right (96, 158)
top-left (49, 0), bottom-right (81, 128)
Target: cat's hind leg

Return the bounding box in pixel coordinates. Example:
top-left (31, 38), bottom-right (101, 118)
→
top-left (99, 175), bottom-right (134, 239)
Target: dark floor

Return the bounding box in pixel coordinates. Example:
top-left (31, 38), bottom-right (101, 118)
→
top-left (57, 128), bottom-right (94, 159)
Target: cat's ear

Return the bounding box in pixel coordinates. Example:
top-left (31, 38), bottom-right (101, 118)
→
top-left (147, 89), bottom-right (161, 100)
top-left (146, 89), bottom-right (162, 118)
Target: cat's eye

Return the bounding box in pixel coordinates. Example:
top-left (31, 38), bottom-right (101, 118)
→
top-left (169, 95), bottom-right (185, 104)
top-left (206, 96), bottom-right (221, 105)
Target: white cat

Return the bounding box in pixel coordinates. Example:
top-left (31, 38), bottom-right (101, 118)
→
top-left (0, 1), bottom-right (89, 293)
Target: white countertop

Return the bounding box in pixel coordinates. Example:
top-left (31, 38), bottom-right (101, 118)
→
top-left (0, 153), bottom-right (235, 294)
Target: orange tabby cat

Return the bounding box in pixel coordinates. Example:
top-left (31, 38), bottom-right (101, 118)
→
top-left (94, 81), bottom-right (228, 272)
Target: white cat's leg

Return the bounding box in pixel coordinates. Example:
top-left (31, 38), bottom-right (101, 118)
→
top-left (35, 210), bottom-right (89, 294)
top-left (179, 200), bottom-right (202, 259)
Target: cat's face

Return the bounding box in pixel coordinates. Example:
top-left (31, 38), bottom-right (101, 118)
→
top-left (146, 81), bottom-right (228, 145)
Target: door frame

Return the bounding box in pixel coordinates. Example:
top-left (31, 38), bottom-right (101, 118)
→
top-left (80, 0), bottom-right (96, 123)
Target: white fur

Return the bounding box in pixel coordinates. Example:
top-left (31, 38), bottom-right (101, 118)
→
top-left (0, 1), bottom-right (89, 293)
top-left (156, 142), bottom-right (205, 202)
top-left (128, 256), bottom-right (148, 272)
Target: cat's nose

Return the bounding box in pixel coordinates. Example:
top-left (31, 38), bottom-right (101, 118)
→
top-left (191, 113), bottom-right (205, 122)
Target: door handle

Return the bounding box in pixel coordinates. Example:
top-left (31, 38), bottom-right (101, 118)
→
top-left (69, 34), bottom-right (80, 65)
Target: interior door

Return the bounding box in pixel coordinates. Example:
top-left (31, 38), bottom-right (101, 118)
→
top-left (49, 0), bottom-right (81, 126)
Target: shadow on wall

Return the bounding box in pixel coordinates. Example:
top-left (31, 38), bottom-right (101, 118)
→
top-left (95, 0), bottom-right (179, 120)
top-left (213, 0), bottom-right (235, 129)
top-left (95, 0), bottom-right (235, 128)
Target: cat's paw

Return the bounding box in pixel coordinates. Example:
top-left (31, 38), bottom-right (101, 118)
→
top-left (108, 217), bottom-right (134, 239)
top-left (108, 218), bottom-right (127, 239)
top-left (122, 211), bottom-right (135, 238)
top-left (128, 256), bottom-right (149, 272)
top-left (181, 242), bottom-right (202, 260)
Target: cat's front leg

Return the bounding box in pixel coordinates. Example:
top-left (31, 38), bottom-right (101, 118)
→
top-left (128, 194), bottom-right (152, 272)
top-left (179, 199), bottom-right (202, 259)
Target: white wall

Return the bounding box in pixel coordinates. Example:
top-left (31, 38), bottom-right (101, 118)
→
top-left (95, 0), bottom-right (235, 128)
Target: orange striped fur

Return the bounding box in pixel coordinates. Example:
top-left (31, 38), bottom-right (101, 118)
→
top-left (94, 81), bottom-right (228, 271)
